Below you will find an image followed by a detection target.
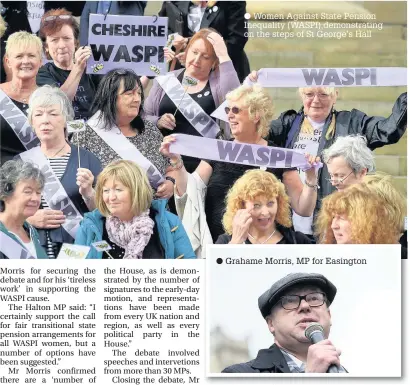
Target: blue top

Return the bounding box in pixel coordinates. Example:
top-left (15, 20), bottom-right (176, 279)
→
top-left (75, 199), bottom-right (196, 259)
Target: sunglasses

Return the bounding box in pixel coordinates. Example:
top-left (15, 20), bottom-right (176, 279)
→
top-left (42, 15), bottom-right (72, 24)
top-left (224, 106), bottom-right (243, 115)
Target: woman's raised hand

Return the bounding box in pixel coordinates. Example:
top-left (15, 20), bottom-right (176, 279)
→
top-left (73, 46), bottom-right (92, 72)
top-left (207, 32), bottom-right (229, 62)
top-left (247, 70), bottom-right (259, 83)
top-left (76, 168), bottom-right (94, 198)
top-left (164, 47), bottom-right (175, 63)
top-left (159, 135), bottom-right (179, 161)
top-left (304, 153), bottom-right (321, 186)
top-left (230, 208), bottom-right (253, 244)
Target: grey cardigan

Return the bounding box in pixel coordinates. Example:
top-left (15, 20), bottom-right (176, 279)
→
top-left (143, 61), bottom-right (240, 138)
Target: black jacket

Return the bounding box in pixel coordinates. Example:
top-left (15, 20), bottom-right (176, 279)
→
top-left (268, 93), bottom-right (407, 208)
top-left (159, 1), bottom-right (250, 82)
top-left (222, 344), bottom-right (291, 373)
top-left (216, 225), bottom-right (314, 244)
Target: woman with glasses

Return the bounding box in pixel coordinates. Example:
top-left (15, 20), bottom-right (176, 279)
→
top-left (161, 84), bottom-right (319, 243)
top-left (145, 28), bottom-right (240, 173)
top-left (315, 184), bottom-right (399, 245)
top-left (216, 170), bottom-right (312, 244)
top-left (37, 8), bottom-right (97, 120)
top-left (0, 32), bottom-right (43, 164)
top-left (322, 135), bottom-right (375, 190)
top-left (75, 160), bottom-right (196, 259)
top-left (72, 69), bottom-right (175, 200)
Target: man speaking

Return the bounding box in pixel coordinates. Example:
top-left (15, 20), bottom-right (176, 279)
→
top-left (222, 272), bottom-right (346, 373)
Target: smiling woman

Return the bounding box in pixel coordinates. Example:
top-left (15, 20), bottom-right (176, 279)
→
top-left (0, 31), bottom-right (43, 163)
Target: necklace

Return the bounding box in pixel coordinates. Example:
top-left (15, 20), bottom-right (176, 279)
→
top-left (46, 143), bottom-right (67, 158)
top-left (247, 229), bottom-right (277, 244)
top-left (10, 83), bottom-right (36, 104)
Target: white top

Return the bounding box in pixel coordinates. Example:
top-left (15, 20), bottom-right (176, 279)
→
top-left (188, 4), bottom-right (207, 33)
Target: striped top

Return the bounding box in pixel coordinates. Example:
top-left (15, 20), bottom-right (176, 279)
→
top-left (41, 153), bottom-right (70, 258)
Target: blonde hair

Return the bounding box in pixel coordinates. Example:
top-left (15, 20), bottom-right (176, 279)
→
top-left (0, 16), bottom-right (7, 38)
top-left (315, 184), bottom-right (398, 244)
top-left (225, 85), bottom-right (274, 137)
top-left (95, 160), bottom-right (153, 217)
top-left (5, 31), bottom-right (43, 58)
top-left (363, 172), bottom-right (406, 234)
top-left (223, 169), bottom-right (292, 234)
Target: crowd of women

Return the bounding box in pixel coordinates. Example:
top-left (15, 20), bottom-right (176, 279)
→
top-left (0, 6), bottom-right (407, 260)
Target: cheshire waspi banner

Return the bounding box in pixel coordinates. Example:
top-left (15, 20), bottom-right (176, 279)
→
top-left (86, 14), bottom-right (168, 76)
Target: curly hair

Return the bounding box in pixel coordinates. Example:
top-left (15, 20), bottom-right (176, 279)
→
top-left (222, 169), bottom-right (291, 235)
top-left (315, 184), bottom-right (398, 244)
top-left (225, 85), bottom-right (274, 138)
top-left (363, 172), bottom-right (406, 235)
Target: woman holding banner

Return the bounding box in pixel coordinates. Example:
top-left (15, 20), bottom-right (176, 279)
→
top-left (72, 69), bottom-right (174, 200)
top-left (18, 86), bottom-right (102, 258)
top-left (0, 31), bottom-right (43, 164)
top-left (247, 71), bottom-right (407, 200)
top-left (37, 8), bottom-right (98, 120)
top-left (216, 170), bottom-right (312, 244)
top-left (315, 184), bottom-right (399, 246)
top-left (75, 160), bottom-right (196, 259)
top-left (145, 28), bottom-right (240, 173)
top-left (161, 84), bottom-right (320, 242)
top-left (0, 160), bottom-right (47, 259)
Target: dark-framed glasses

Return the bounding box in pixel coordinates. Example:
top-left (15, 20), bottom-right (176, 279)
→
top-left (278, 292), bottom-right (327, 310)
top-left (225, 106), bottom-right (242, 115)
top-left (326, 170), bottom-right (354, 185)
top-left (303, 92), bottom-right (331, 101)
top-left (42, 15), bottom-right (72, 24)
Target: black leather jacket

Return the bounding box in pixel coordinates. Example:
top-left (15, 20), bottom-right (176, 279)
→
top-left (268, 93), bottom-right (407, 208)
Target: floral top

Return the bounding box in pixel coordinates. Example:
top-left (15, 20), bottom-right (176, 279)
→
top-left (71, 119), bottom-right (169, 174)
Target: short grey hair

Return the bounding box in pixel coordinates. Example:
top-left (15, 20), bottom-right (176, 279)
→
top-left (0, 160), bottom-right (45, 212)
top-left (322, 135), bottom-right (375, 174)
top-left (27, 85), bottom-right (74, 126)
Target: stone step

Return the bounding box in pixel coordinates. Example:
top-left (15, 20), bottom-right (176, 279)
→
top-left (374, 155), bottom-right (407, 176)
top-left (374, 135), bottom-right (407, 156)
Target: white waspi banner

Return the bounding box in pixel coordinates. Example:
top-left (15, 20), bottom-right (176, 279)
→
top-left (246, 67), bottom-right (407, 87)
top-left (212, 67), bottom-right (407, 123)
top-left (169, 134), bottom-right (322, 170)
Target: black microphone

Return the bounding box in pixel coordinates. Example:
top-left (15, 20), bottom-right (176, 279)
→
top-left (304, 322), bottom-right (339, 373)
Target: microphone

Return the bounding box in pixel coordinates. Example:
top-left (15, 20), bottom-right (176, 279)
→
top-left (304, 322), bottom-right (339, 373)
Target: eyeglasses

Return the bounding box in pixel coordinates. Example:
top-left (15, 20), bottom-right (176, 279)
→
top-left (277, 292), bottom-right (327, 310)
top-left (303, 92), bottom-right (331, 101)
top-left (42, 15), bottom-right (72, 24)
top-left (225, 106), bottom-right (243, 115)
top-left (326, 170), bottom-right (354, 185)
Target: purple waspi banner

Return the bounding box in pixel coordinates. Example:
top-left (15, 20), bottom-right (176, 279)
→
top-left (169, 134), bottom-right (322, 171)
top-left (86, 14), bottom-right (168, 76)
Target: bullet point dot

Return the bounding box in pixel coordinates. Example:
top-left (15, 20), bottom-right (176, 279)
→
top-left (244, 13), bottom-right (251, 20)
top-left (216, 258), bottom-right (223, 264)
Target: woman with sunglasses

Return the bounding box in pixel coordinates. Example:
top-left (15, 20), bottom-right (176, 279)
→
top-left (72, 69), bottom-right (175, 200)
top-left (145, 28), bottom-right (240, 173)
top-left (36, 8), bottom-right (97, 120)
top-left (161, 84), bottom-right (319, 243)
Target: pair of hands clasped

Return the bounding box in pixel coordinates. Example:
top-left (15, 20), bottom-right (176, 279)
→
top-left (28, 168), bottom-right (94, 229)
